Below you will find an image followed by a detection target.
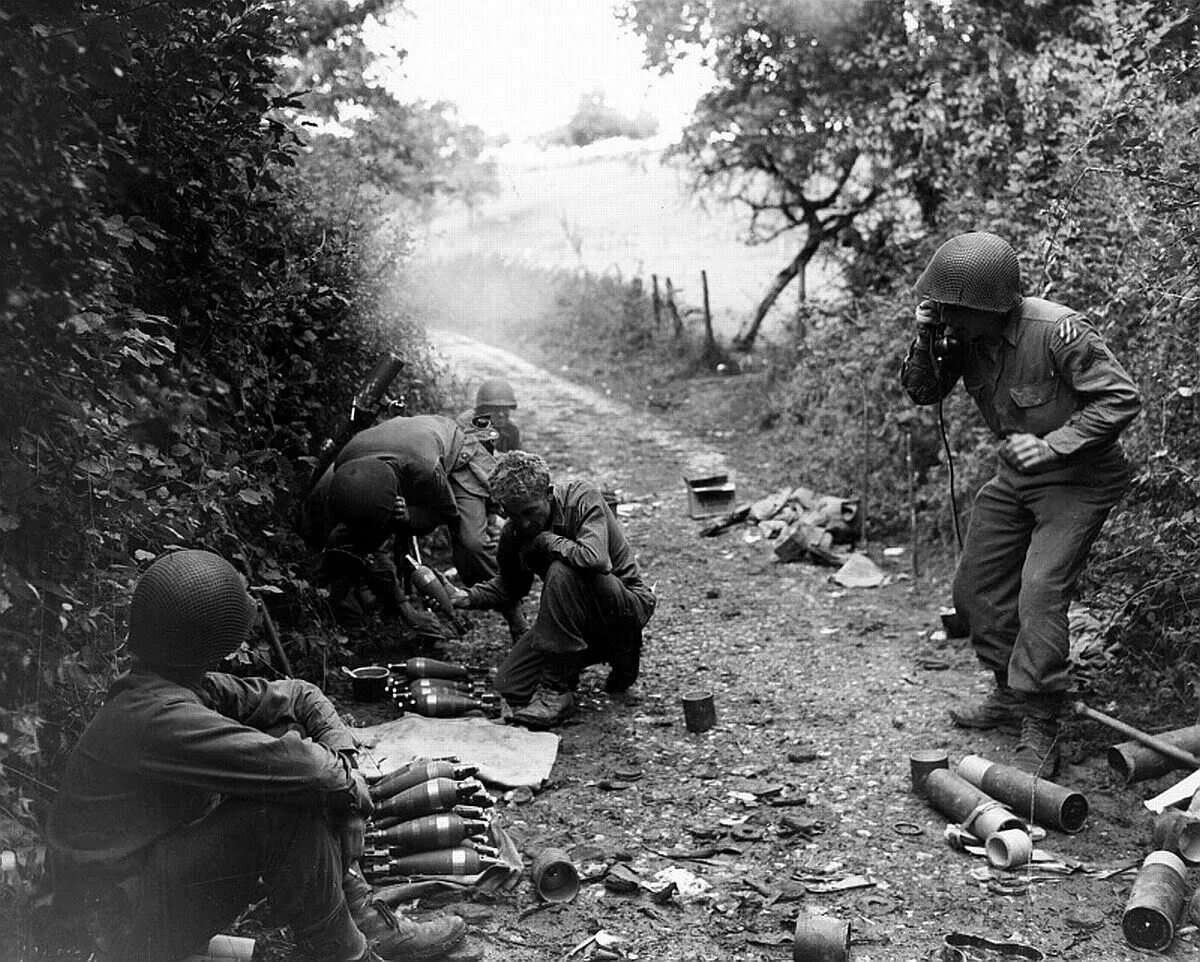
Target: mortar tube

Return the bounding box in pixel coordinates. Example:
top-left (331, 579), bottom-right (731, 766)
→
top-left (922, 768), bottom-right (1026, 839)
top-left (956, 754), bottom-right (1089, 833)
top-left (1107, 724), bottom-right (1200, 784)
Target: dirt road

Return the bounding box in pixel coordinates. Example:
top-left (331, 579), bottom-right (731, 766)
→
top-left (403, 328), bottom-right (1170, 962)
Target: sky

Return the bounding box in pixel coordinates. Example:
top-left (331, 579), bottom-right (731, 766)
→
top-left (364, 0), bottom-right (714, 142)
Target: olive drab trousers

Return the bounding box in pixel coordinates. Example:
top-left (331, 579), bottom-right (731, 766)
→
top-left (59, 799), bottom-right (366, 962)
top-left (494, 561), bottom-right (655, 705)
top-left (952, 445), bottom-right (1131, 695)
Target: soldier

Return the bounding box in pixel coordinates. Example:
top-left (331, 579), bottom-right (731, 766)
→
top-left (313, 414), bottom-right (527, 641)
top-left (900, 231), bottom-right (1141, 776)
top-left (46, 549), bottom-right (468, 962)
top-left (452, 452), bottom-right (656, 729)
top-left (460, 378), bottom-right (521, 453)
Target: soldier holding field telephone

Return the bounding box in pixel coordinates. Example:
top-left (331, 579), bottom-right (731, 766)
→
top-left (900, 230), bottom-right (1141, 777)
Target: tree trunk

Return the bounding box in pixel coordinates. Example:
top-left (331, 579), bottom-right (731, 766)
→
top-left (700, 270), bottom-right (718, 362)
top-left (735, 238), bottom-right (818, 351)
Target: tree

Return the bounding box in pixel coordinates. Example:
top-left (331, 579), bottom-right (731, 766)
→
top-left (282, 7), bottom-right (499, 221)
top-left (543, 89), bottom-right (659, 147)
top-left (620, 0), bottom-right (1151, 348)
top-left (0, 0), bottom-right (468, 833)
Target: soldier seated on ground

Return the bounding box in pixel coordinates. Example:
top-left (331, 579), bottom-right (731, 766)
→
top-left (46, 549), bottom-right (468, 962)
top-left (452, 451), bottom-right (657, 730)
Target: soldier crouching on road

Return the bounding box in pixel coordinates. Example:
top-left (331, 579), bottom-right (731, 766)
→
top-left (304, 413), bottom-right (528, 642)
top-left (46, 549), bottom-right (468, 962)
top-left (452, 452), bottom-right (657, 729)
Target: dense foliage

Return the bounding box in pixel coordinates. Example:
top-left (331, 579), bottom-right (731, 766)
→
top-left (619, 0), bottom-right (1200, 706)
top-left (0, 0), bottom-right (495, 842)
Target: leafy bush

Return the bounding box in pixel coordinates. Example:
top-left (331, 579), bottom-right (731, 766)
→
top-left (0, 0), bottom-right (456, 836)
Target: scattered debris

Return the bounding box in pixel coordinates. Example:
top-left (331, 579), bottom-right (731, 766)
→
top-left (649, 866), bottom-right (712, 901)
top-left (831, 553), bottom-right (884, 588)
top-left (697, 485), bottom-right (859, 570)
top-left (1065, 905), bottom-right (1106, 931)
top-left (778, 813), bottom-right (825, 838)
top-left (684, 474), bottom-right (738, 519)
top-left (942, 932), bottom-right (1045, 961)
top-left (564, 930), bottom-right (624, 961)
top-left (603, 864), bottom-right (642, 894)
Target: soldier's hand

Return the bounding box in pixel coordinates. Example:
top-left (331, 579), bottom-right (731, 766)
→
top-left (1000, 433), bottom-right (1058, 472)
top-left (350, 769), bottom-right (374, 815)
top-left (391, 495), bottom-right (409, 526)
top-left (915, 299), bottom-right (941, 332)
top-left (449, 585), bottom-right (471, 609)
top-left (337, 812), bottom-right (367, 867)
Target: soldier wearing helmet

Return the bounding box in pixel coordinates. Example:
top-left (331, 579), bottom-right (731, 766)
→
top-left (304, 413), bottom-right (529, 642)
top-left (47, 550), bottom-right (469, 962)
top-left (901, 231), bottom-right (1141, 777)
top-left (461, 378), bottom-right (521, 454)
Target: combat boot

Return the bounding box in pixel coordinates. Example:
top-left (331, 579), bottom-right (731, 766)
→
top-left (948, 671), bottom-right (1022, 734)
top-left (604, 638), bottom-right (642, 696)
top-left (361, 913), bottom-right (467, 961)
top-left (346, 868), bottom-right (467, 960)
top-left (510, 687), bottom-right (576, 729)
top-left (1013, 694), bottom-right (1064, 777)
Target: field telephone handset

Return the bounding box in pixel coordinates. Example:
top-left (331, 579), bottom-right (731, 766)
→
top-left (915, 298), bottom-right (965, 552)
top-left (918, 299), bottom-right (963, 364)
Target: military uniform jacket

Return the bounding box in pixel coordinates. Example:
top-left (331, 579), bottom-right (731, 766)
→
top-left (901, 296), bottom-right (1141, 462)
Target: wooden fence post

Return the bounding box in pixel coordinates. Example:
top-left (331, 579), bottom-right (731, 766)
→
top-left (651, 274), bottom-right (662, 329)
top-left (664, 277), bottom-right (683, 338)
top-left (701, 270), bottom-right (716, 359)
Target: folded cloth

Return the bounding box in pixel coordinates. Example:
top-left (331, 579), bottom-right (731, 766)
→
top-left (354, 714), bottom-right (559, 790)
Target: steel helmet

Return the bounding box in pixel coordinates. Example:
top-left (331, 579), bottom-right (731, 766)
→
top-left (475, 378), bottom-right (517, 409)
top-left (128, 550), bottom-right (257, 668)
top-left (328, 458), bottom-right (398, 533)
top-left (915, 231), bottom-right (1022, 313)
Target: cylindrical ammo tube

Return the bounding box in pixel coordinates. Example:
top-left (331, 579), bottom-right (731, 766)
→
top-left (956, 754), bottom-right (1089, 833)
top-left (403, 657), bottom-right (471, 681)
top-left (1122, 851), bottom-right (1187, 951)
top-left (370, 759), bottom-right (478, 801)
top-left (367, 813), bottom-right (490, 853)
top-left (366, 847), bottom-right (492, 877)
top-left (922, 767), bottom-right (1027, 839)
top-left (373, 778), bottom-right (482, 820)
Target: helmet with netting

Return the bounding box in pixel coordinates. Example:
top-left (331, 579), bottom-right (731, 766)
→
top-left (128, 550), bottom-right (257, 668)
top-left (475, 378), bottom-right (517, 409)
top-left (915, 231), bottom-right (1022, 312)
